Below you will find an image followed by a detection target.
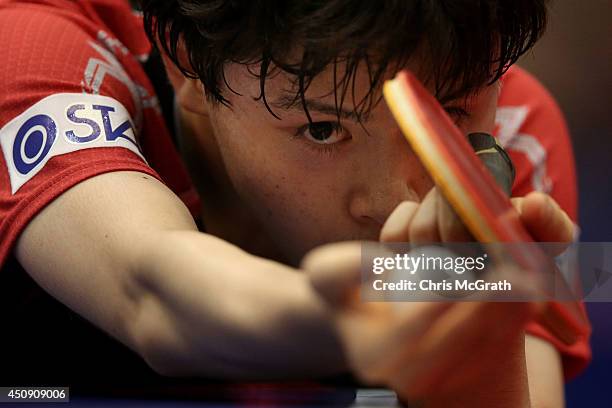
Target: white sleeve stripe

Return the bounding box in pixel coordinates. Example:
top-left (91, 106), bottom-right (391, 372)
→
top-left (0, 93), bottom-right (145, 194)
top-left (495, 105), bottom-right (551, 192)
top-left (506, 133), bottom-right (551, 193)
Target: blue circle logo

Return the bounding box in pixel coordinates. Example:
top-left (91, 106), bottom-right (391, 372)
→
top-left (13, 114), bottom-right (57, 175)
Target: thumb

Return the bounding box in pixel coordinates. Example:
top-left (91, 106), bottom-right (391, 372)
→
top-left (301, 242), bottom-right (363, 306)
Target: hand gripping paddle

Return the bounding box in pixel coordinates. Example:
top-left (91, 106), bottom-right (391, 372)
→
top-left (383, 70), bottom-right (588, 345)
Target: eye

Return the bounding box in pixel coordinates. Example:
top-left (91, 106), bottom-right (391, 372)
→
top-left (295, 121), bottom-right (349, 145)
top-left (444, 106), bottom-right (470, 124)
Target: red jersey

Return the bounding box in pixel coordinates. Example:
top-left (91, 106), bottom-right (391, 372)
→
top-left (0, 0), bottom-right (199, 267)
top-left (0, 0), bottom-right (590, 383)
top-left (495, 69), bottom-right (590, 379)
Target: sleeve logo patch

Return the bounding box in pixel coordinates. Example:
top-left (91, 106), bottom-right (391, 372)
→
top-left (0, 93), bottom-right (145, 194)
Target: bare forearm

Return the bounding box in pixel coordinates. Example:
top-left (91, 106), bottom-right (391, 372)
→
top-left (16, 172), bottom-right (344, 380)
top-left (130, 230), bottom-right (346, 379)
top-left (526, 335), bottom-right (565, 408)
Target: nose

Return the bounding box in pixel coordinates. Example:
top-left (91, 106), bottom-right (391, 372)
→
top-left (347, 129), bottom-right (432, 227)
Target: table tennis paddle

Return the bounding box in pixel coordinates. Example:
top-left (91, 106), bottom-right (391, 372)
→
top-left (383, 70), bottom-right (588, 345)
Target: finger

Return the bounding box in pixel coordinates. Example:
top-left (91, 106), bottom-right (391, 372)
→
top-left (513, 192), bottom-right (575, 258)
top-left (436, 192), bottom-right (473, 242)
top-left (301, 242), bottom-right (363, 306)
top-left (408, 188), bottom-right (442, 244)
top-left (516, 192), bottom-right (574, 243)
top-left (380, 201), bottom-right (420, 242)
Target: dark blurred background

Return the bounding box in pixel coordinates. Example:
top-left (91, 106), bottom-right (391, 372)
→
top-left (518, 1), bottom-right (611, 405)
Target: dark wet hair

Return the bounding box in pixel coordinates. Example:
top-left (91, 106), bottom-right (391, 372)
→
top-left (140, 0), bottom-right (547, 122)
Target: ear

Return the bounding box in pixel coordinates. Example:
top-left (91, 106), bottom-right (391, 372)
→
top-left (159, 44), bottom-right (209, 116)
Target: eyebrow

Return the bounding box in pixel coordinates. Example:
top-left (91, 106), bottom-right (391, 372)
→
top-left (270, 94), bottom-right (370, 122)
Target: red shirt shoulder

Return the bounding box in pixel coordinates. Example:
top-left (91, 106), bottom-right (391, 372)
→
top-left (496, 65), bottom-right (578, 220)
top-left (495, 66), bottom-right (590, 379)
top-left (0, 0), bottom-right (198, 266)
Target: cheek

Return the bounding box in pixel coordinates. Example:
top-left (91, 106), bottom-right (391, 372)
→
top-left (461, 85), bottom-right (500, 135)
top-left (210, 111), bottom-right (352, 240)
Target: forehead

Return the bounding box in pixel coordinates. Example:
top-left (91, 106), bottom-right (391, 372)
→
top-left (221, 60), bottom-right (399, 112)
top-left (219, 58), bottom-right (477, 121)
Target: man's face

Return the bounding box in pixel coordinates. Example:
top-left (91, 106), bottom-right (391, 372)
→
top-left (200, 63), bottom-right (498, 265)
